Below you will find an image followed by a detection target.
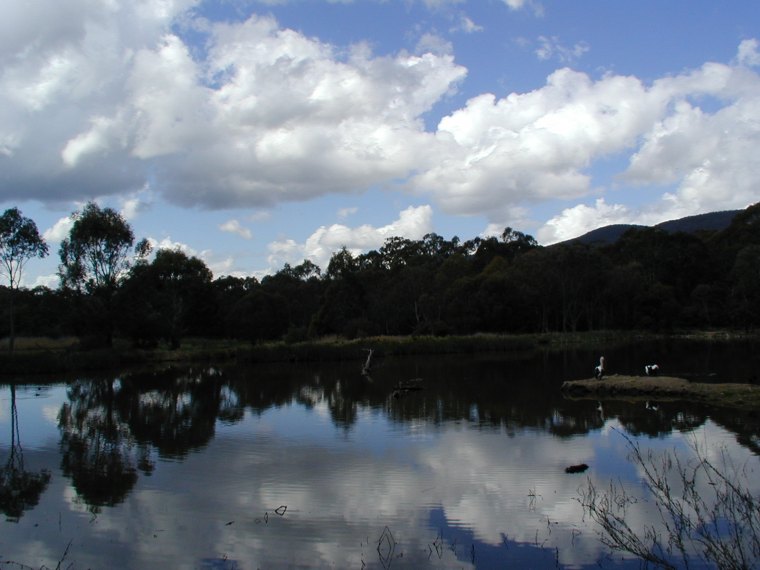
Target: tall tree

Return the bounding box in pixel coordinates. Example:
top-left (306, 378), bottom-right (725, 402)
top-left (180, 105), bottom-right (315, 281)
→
top-left (58, 202), bottom-right (146, 346)
top-left (59, 202), bottom-right (141, 293)
top-left (119, 249), bottom-right (213, 348)
top-left (0, 208), bottom-right (48, 353)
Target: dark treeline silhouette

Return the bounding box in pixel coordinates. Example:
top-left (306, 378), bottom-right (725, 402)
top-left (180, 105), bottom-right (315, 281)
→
top-left (1, 202), bottom-right (759, 348)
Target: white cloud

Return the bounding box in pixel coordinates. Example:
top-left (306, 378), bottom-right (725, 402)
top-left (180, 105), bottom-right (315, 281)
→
top-left (1, 0), bottom-right (759, 248)
top-left (452, 15), bottom-right (483, 34)
top-left (622, 63), bottom-right (760, 218)
top-left (61, 115), bottom-right (123, 167)
top-left (537, 198), bottom-right (633, 244)
top-left (415, 33), bottom-right (453, 56)
top-left (267, 205), bottom-right (433, 272)
top-left (219, 219), bottom-right (253, 239)
top-left (43, 216), bottom-right (74, 243)
top-left (500, 0), bottom-right (544, 16)
top-left (147, 236), bottom-right (193, 254)
top-left (120, 187), bottom-right (153, 220)
top-left (32, 273), bottom-right (60, 289)
top-left (0, 2), bottom-right (466, 207)
top-left (144, 235), bottom-right (232, 277)
top-left (412, 69), bottom-right (665, 223)
top-left (737, 38), bottom-right (760, 67)
top-left (413, 53), bottom-right (760, 234)
top-left (535, 35), bottom-right (590, 64)
top-left (337, 207), bottom-right (358, 219)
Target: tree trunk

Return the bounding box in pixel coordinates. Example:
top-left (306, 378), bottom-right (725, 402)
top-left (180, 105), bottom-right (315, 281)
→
top-left (8, 286), bottom-right (16, 354)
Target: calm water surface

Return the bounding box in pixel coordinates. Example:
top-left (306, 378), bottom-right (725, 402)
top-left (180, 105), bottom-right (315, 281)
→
top-left (1, 339), bottom-right (759, 569)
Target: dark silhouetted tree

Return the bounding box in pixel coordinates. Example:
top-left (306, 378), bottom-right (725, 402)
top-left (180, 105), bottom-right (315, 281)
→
top-left (0, 208), bottom-right (48, 353)
top-left (58, 202), bottom-right (147, 346)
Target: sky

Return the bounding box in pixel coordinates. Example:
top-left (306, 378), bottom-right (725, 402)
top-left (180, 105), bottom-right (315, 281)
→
top-left (2, 0), bottom-right (760, 287)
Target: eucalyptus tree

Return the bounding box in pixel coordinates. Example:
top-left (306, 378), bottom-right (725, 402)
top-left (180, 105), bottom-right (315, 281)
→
top-left (58, 202), bottom-right (148, 346)
top-left (118, 248), bottom-right (213, 348)
top-left (0, 208), bottom-right (48, 353)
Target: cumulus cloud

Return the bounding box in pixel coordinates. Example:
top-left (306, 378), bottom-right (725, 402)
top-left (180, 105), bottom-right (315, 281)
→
top-left (119, 188), bottom-right (154, 220)
top-left (0, 2), bottom-right (466, 209)
top-left (42, 216), bottom-right (74, 244)
top-left (267, 205), bottom-right (433, 271)
top-left (537, 198), bottom-right (634, 244)
top-left (737, 38), bottom-right (760, 67)
top-left (411, 69), bottom-right (666, 223)
top-left (219, 219), bottom-right (253, 239)
top-left (2, 0), bottom-right (760, 253)
top-left (146, 236), bottom-right (202, 257)
top-left (142, 235), bottom-right (232, 276)
top-left (413, 49), bottom-right (760, 240)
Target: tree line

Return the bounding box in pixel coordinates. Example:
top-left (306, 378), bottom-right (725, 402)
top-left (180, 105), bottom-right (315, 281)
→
top-left (2, 201), bottom-right (759, 350)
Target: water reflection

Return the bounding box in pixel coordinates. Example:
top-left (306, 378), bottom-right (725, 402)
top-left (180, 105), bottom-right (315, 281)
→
top-left (0, 341), bottom-right (757, 568)
top-left (0, 384), bottom-right (51, 521)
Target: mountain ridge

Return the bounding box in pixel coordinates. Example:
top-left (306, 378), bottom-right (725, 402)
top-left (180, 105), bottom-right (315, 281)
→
top-left (566, 209), bottom-right (741, 246)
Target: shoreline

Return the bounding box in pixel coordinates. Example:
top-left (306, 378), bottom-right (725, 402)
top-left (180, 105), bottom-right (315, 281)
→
top-left (1, 330), bottom-right (758, 377)
top-left (561, 375), bottom-right (760, 411)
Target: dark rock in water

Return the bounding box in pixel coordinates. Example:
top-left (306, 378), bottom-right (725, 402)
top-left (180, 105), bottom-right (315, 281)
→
top-left (565, 463), bottom-right (589, 474)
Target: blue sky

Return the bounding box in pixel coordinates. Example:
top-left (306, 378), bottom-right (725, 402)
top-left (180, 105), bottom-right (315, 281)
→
top-left (2, 0), bottom-right (759, 287)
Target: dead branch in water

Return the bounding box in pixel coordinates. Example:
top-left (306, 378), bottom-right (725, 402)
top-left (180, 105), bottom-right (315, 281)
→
top-left (578, 429), bottom-right (760, 569)
top-left (361, 348), bottom-right (373, 376)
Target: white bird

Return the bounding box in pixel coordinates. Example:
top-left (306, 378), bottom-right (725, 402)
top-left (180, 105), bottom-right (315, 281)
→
top-left (644, 364), bottom-right (660, 376)
top-left (594, 356), bottom-right (606, 380)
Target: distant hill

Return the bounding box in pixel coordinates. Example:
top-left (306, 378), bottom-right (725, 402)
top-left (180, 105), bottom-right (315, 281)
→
top-left (568, 209), bottom-right (741, 246)
top-left (654, 209), bottom-right (740, 234)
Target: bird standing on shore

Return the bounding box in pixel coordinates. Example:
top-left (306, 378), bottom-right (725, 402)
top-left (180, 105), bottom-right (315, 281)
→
top-left (594, 356), bottom-right (606, 380)
top-left (644, 364), bottom-right (660, 376)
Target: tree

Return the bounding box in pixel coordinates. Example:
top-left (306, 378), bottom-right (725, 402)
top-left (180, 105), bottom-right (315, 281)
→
top-left (118, 249), bottom-right (213, 348)
top-left (0, 208), bottom-right (48, 353)
top-left (58, 202), bottom-right (141, 293)
top-left (58, 202), bottom-right (146, 346)
top-left (729, 244), bottom-right (760, 330)
top-left (226, 288), bottom-right (289, 342)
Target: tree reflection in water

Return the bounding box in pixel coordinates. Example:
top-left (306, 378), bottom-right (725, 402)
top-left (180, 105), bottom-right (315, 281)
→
top-left (57, 366), bottom-right (244, 511)
top-left (0, 384), bottom-right (51, 522)
top-left (42, 347), bottom-right (760, 561)
top-left (58, 377), bottom-right (145, 512)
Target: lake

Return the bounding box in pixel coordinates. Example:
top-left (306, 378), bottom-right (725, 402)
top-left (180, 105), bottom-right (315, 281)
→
top-left (1, 338), bottom-right (759, 569)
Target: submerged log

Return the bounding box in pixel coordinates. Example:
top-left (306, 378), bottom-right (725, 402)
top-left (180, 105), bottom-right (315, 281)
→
top-left (565, 463), bottom-right (589, 474)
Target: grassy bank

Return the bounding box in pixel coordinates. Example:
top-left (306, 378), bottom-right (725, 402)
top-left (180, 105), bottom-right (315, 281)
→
top-left (0, 331), bottom-right (612, 375)
top-left (0, 329), bottom-right (755, 376)
top-left (561, 375), bottom-right (760, 411)
top-left (0, 337), bottom-right (247, 376)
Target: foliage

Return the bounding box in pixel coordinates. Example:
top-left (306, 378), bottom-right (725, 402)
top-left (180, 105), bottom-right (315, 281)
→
top-left (4, 202), bottom-right (760, 348)
top-left (0, 208), bottom-right (48, 353)
top-left (58, 202), bottom-right (139, 294)
top-left (0, 208), bottom-right (49, 289)
top-left (579, 431), bottom-right (760, 569)
top-left (58, 202), bottom-right (144, 346)
top-left (118, 248), bottom-right (213, 348)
